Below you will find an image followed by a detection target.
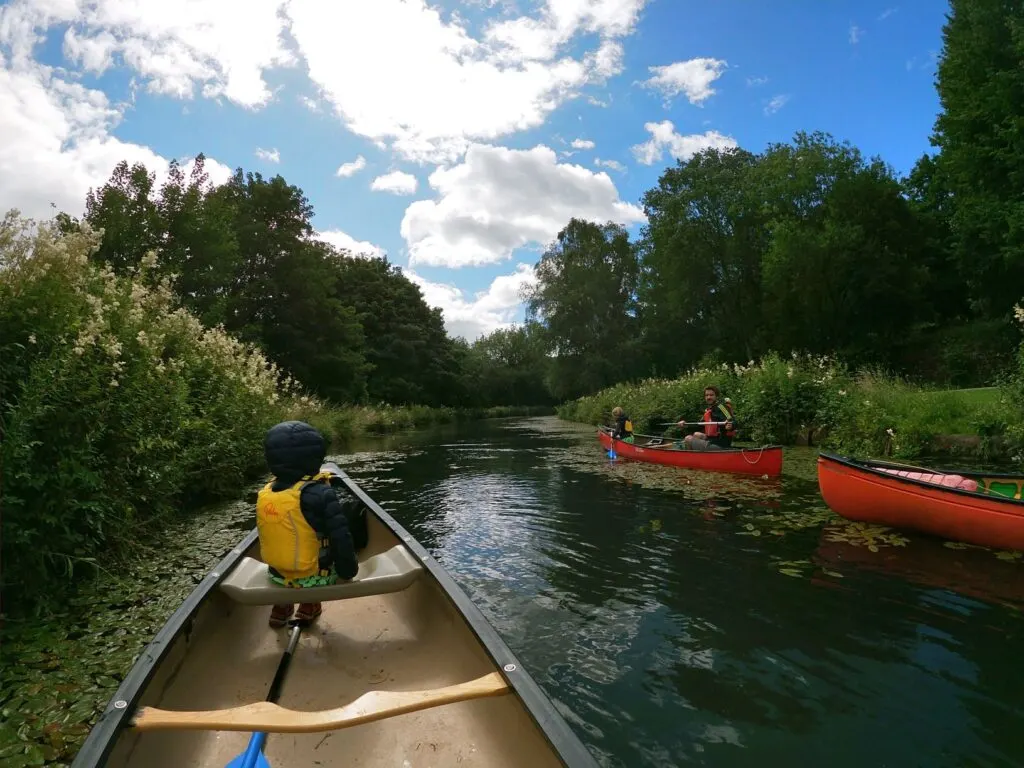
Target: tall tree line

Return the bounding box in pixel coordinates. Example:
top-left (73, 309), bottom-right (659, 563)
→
top-left (524, 0), bottom-right (1023, 399)
top-left (62, 0), bottom-right (1023, 407)
top-left (67, 158), bottom-right (554, 408)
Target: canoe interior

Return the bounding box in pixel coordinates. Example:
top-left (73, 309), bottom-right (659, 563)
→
top-left (103, 512), bottom-right (567, 768)
top-left (821, 451), bottom-right (1024, 504)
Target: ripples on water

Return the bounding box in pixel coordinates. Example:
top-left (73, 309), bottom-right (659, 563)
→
top-left (334, 417), bottom-right (1024, 768)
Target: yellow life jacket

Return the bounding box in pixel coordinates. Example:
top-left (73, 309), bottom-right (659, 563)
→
top-left (256, 472), bottom-right (334, 581)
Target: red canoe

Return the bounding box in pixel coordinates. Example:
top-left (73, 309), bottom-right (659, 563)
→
top-left (597, 428), bottom-right (783, 477)
top-left (817, 451), bottom-right (1024, 551)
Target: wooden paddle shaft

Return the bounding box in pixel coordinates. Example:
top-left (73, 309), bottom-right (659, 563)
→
top-left (132, 672), bottom-right (511, 734)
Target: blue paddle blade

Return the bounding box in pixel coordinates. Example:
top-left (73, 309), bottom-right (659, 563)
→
top-left (226, 752), bottom-right (270, 768)
top-left (226, 732), bottom-right (270, 768)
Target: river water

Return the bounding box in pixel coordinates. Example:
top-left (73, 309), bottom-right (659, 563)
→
top-left (3, 416), bottom-right (1023, 767)
top-left (334, 416), bottom-right (1024, 768)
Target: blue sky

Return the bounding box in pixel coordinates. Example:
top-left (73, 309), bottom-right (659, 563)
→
top-left (0, 0), bottom-right (948, 340)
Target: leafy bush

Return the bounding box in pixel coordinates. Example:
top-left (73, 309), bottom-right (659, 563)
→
top-left (0, 213), bottom-right (302, 613)
top-left (997, 304), bottom-right (1024, 466)
top-left (557, 348), bottom-right (1003, 459)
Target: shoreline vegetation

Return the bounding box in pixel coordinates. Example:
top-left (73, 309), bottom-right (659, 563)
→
top-left (555, 349), bottom-right (1024, 462)
top-left (0, 214), bottom-right (552, 618)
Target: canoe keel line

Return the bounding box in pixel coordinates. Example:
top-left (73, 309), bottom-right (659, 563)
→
top-left (72, 462), bottom-right (599, 768)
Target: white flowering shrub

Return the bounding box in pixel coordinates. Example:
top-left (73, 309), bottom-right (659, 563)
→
top-left (0, 211), bottom-right (313, 610)
top-left (556, 346), bottom-right (1003, 458)
top-left (998, 302), bottom-right (1024, 465)
top-left (556, 351), bottom-right (847, 443)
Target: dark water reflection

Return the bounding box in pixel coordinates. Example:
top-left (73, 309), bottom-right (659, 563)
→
top-left (334, 417), bottom-right (1024, 768)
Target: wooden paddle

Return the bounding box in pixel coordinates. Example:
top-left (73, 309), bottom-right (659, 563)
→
top-left (133, 671), bottom-right (511, 734)
top-left (224, 621), bottom-right (302, 768)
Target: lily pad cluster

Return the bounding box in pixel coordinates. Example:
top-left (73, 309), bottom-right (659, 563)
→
top-left (822, 521), bottom-right (911, 551)
top-left (0, 488), bottom-right (261, 767)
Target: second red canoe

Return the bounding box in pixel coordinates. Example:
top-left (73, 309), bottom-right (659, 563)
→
top-left (597, 428), bottom-right (784, 477)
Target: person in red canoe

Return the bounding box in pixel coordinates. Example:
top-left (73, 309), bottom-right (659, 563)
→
top-left (677, 386), bottom-right (738, 451)
top-left (256, 421), bottom-right (367, 628)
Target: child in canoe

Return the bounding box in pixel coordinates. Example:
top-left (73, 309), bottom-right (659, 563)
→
top-left (611, 407), bottom-right (634, 442)
top-left (256, 420), bottom-right (367, 628)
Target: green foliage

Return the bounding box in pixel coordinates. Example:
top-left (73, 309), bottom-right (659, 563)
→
top-left (324, 254), bottom-right (462, 406)
top-left (997, 306), bottom-right (1024, 465)
top-left (84, 160), bottom-right (373, 404)
top-left (930, 0), bottom-right (1024, 319)
top-left (459, 323), bottom-right (555, 407)
top-left (525, 218), bottom-right (641, 400)
top-left (0, 214), bottom-right (295, 613)
top-left (558, 350), bottom-right (1003, 459)
top-left (625, 132), bottom-right (938, 379)
top-left (638, 146), bottom-right (767, 370)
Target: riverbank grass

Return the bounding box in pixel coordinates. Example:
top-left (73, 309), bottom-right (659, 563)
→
top-left (556, 353), bottom-right (1013, 460)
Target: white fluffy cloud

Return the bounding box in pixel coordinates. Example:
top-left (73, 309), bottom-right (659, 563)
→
top-left (631, 120), bottom-right (737, 165)
top-left (287, 0), bottom-right (646, 162)
top-left (336, 155), bottom-right (367, 178)
top-left (571, 138), bottom-right (596, 150)
top-left (255, 146), bottom-right (280, 163)
top-left (405, 263), bottom-right (538, 340)
top-left (2, 0), bottom-right (296, 108)
top-left (594, 157), bottom-right (626, 172)
top-left (3, 0), bottom-right (650, 165)
top-left (400, 143), bottom-right (645, 268)
top-left (0, 56), bottom-right (230, 220)
top-left (642, 58), bottom-right (727, 105)
top-left (314, 228), bottom-right (384, 259)
top-left (370, 171), bottom-right (418, 195)
top-left (764, 94), bottom-right (790, 116)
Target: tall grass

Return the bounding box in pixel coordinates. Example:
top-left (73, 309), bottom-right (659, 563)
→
top-left (557, 350), bottom-right (1012, 460)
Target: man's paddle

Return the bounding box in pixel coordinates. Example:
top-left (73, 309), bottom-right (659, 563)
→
top-left (226, 622), bottom-right (303, 768)
top-left (658, 421), bottom-right (728, 427)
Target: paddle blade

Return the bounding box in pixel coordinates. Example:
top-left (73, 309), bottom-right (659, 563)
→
top-left (226, 732), bottom-right (268, 768)
top-left (226, 751), bottom-right (271, 768)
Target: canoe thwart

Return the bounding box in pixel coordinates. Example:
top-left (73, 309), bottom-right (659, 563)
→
top-left (219, 544), bottom-right (423, 606)
top-left (131, 671), bottom-right (511, 733)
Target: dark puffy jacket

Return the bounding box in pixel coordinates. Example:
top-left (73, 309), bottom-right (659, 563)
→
top-left (263, 421), bottom-right (365, 579)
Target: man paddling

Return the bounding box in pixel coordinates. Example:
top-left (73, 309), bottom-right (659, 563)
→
top-left (678, 386), bottom-right (737, 451)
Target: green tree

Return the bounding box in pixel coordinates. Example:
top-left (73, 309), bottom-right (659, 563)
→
top-left (155, 157), bottom-right (241, 327)
top-left (84, 160), bottom-right (164, 273)
top-left (525, 218), bottom-right (640, 400)
top-left (326, 254), bottom-right (461, 406)
top-left (931, 0), bottom-right (1024, 319)
top-left (637, 146), bottom-right (767, 374)
top-left (469, 323), bottom-right (553, 406)
top-left (757, 132), bottom-right (931, 367)
top-left (903, 152), bottom-right (965, 321)
top-left (85, 162), bottom-right (370, 403)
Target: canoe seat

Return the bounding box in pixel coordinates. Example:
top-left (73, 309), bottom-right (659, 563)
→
top-left (218, 545), bottom-right (423, 606)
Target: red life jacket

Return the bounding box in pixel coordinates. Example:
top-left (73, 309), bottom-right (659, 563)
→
top-left (703, 401), bottom-right (736, 438)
